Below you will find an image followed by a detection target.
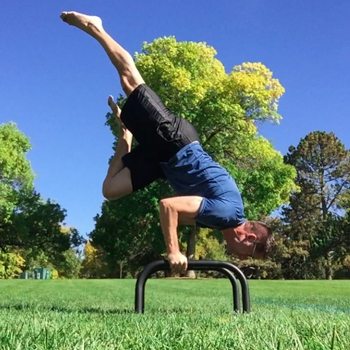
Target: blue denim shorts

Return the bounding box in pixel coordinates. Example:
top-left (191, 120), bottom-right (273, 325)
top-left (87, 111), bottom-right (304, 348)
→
top-left (196, 194), bottom-right (245, 229)
top-left (161, 142), bottom-right (245, 229)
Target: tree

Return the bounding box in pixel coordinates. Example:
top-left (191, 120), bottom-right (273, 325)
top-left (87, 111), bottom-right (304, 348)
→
top-left (80, 240), bottom-right (108, 278)
top-left (195, 228), bottom-right (227, 261)
top-left (265, 217), bottom-right (311, 279)
top-left (91, 181), bottom-right (170, 277)
top-left (0, 123), bottom-right (34, 222)
top-left (283, 131), bottom-right (350, 278)
top-left (135, 37), bottom-right (296, 218)
top-left (0, 123), bottom-right (34, 278)
top-left (55, 249), bottom-right (82, 279)
top-left (3, 191), bottom-right (71, 252)
top-left (0, 123), bottom-right (84, 278)
top-left (1, 190), bottom-right (84, 277)
top-left (92, 37), bottom-right (296, 275)
top-left (0, 251), bottom-right (25, 279)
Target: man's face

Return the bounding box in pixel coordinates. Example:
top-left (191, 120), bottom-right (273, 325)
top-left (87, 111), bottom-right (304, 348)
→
top-left (227, 235), bottom-right (256, 259)
top-left (222, 226), bottom-right (261, 260)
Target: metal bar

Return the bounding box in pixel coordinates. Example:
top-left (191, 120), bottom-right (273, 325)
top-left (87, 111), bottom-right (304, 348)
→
top-left (134, 260), bottom-right (250, 314)
top-left (221, 268), bottom-right (240, 312)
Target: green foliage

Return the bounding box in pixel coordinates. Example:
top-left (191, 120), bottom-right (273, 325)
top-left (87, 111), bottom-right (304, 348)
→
top-left (91, 181), bottom-right (171, 276)
top-left (80, 241), bottom-right (108, 278)
top-left (1, 190), bottom-right (83, 278)
top-left (0, 123), bottom-right (34, 221)
top-left (195, 228), bottom-right (227, 261)
top-left (237, 257), bottom-right (281, 279)
top-left (97, 37), bottom-right (297, 276)
top-left (228, 62), bottom-right (285, 121)
top-left (282, 131), bottom-right (350, 278)
top-left (134, 37), bottom-right (296, 218)
top-left (0, 251), bottom-right (25, 279)
top-left (285, 131), bottom-right (350, 220)
top-left (2, 191), bottom-right (70, 254)
top-left (0, 123), bottom-right (83, 279)
top-left (24, 249), bottom-right (50, 271)
top-left (55, 249), bottom-right (82, 279)
top-left (233, 136), bottom-right (297, 219)
top-left (136, 37), bottom-right (226, 115)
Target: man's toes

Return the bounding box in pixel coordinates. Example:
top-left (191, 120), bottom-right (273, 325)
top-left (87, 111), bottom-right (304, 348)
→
top-left (60, 12), bottom-right (67, 21)
top-left (108, 95), bottom-right (114, 106)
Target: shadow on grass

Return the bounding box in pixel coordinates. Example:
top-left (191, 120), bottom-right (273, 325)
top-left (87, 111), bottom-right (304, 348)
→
top-left (0, 303), bottom-right (134, 315)
top-left (0, 303), bottom-right (231, 316)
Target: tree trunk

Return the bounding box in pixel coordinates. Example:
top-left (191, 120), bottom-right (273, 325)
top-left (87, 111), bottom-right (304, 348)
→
top-left (325, 253), bottom-right (333, 280)
top-left (119, 261), bottom-right (123, 279)
top-left (319, 169), bottom-right (328, 220)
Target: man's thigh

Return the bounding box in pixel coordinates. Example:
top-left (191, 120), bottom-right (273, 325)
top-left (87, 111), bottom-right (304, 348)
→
top-left (122, 144), bottom-right (165, 192)
top-left (103, 166), bottom-right (133, 200)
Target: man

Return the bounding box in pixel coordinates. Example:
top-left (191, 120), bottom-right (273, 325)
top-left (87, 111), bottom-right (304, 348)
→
top-left (60, 11), bottom-right (273, 274)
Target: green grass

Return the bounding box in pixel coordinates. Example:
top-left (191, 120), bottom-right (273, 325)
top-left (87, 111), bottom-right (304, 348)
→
top-left (0, 279), bottom-right (349, 349)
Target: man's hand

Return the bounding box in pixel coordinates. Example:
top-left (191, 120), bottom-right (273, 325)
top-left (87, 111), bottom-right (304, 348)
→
top-left (167, 252), bottom-right (188, 275)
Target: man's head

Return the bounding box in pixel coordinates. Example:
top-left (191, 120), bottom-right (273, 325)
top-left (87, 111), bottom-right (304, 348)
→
top-left (222, 221), bottom-right (274, 260)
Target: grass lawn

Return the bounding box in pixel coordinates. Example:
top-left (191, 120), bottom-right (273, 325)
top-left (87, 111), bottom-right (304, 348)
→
top-left (0, 278), bottom-right (349, 349)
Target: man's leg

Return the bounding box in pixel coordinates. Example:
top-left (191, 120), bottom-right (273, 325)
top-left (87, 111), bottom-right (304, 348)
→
top-left (103, 95), bottom-right (165, 200)
top-left (102, 97), bottom-right (133, 200)
top-left (61, 12), bottom-right (144, 199)
top-left (159, 196), bottom-right (203, 274)
top-left (60, 11), bottom-right (144, 96)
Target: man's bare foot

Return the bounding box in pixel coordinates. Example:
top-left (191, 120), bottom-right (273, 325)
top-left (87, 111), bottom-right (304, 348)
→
top-left (108, 96), bottom-right (123, 125)
top-left (60, 11), bottom-right (104, 35)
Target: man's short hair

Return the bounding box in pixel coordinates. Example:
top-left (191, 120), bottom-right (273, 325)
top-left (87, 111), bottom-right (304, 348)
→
top-left (248, 220), bottom-right (274, 258)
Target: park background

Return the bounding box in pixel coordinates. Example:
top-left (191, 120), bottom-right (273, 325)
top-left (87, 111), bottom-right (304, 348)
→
top-left (1, 1), bottom-right (350, 279)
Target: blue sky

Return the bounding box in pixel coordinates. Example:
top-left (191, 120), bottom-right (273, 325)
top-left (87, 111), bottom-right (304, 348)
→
top-left (1, 1), bottom-right (349, 237)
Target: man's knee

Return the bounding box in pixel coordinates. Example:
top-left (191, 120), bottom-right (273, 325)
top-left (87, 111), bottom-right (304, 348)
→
top-left (102, 167), bottom-right (133, 201)
top-left (102, 180), bottom-right (116, 200)
top-left (102, 179), bottom-right (129, 201)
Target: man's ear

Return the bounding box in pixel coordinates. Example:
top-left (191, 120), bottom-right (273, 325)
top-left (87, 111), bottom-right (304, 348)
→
top-left (246, 232), bottom-right (257, 242)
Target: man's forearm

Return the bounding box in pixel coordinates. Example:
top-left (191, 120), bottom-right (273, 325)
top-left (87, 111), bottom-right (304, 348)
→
top-left (163, 228), bottom-right (180, 255)
top-left (159, 200), bottom-right (180, 254)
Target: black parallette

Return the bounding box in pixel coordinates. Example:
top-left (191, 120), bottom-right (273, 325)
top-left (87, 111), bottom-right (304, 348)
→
top-left (134, 260), bottom-right (250, 314)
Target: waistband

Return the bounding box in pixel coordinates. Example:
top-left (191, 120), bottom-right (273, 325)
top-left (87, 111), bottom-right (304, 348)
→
top-left (167, 141), bottom-right (200, 164)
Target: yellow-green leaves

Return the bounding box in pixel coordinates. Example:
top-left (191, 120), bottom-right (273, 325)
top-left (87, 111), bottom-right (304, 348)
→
top-left (228, 62), bottom-right (285, 122)
top-left (237, 136), bottom-right (297, 218)
top-left (0, 123), bottom-right (34, 221)
top-left (105, 37), bottom-right (296, 222)
top-left (0, 251), bottom-right (25, 279)
top-left (134, 37), bottom-right (295, 218)
top-left (136, 36), bottom-right (226, 115)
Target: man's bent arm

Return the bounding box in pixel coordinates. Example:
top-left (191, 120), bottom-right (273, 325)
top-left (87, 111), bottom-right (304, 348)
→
top-left (159, 196), bottom-right (202, 274)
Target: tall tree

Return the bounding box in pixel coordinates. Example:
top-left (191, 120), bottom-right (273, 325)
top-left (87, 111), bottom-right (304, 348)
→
top-left (135, 38), bottom-right (296, 218)
top-left (283, 131), bottom-right (350, 278)
top-left (0, 123), bottom-right (34, 222)
top-left (0, 123), bottom-right (34, 278)
top-left (80, 240), bottom-right (108, 278)
top-left (92, 37), bottom-right (296, 275)
top-left (1, 190), bottom-right (84, 277)
top-left (91, 181), bottom-right (170, 277)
